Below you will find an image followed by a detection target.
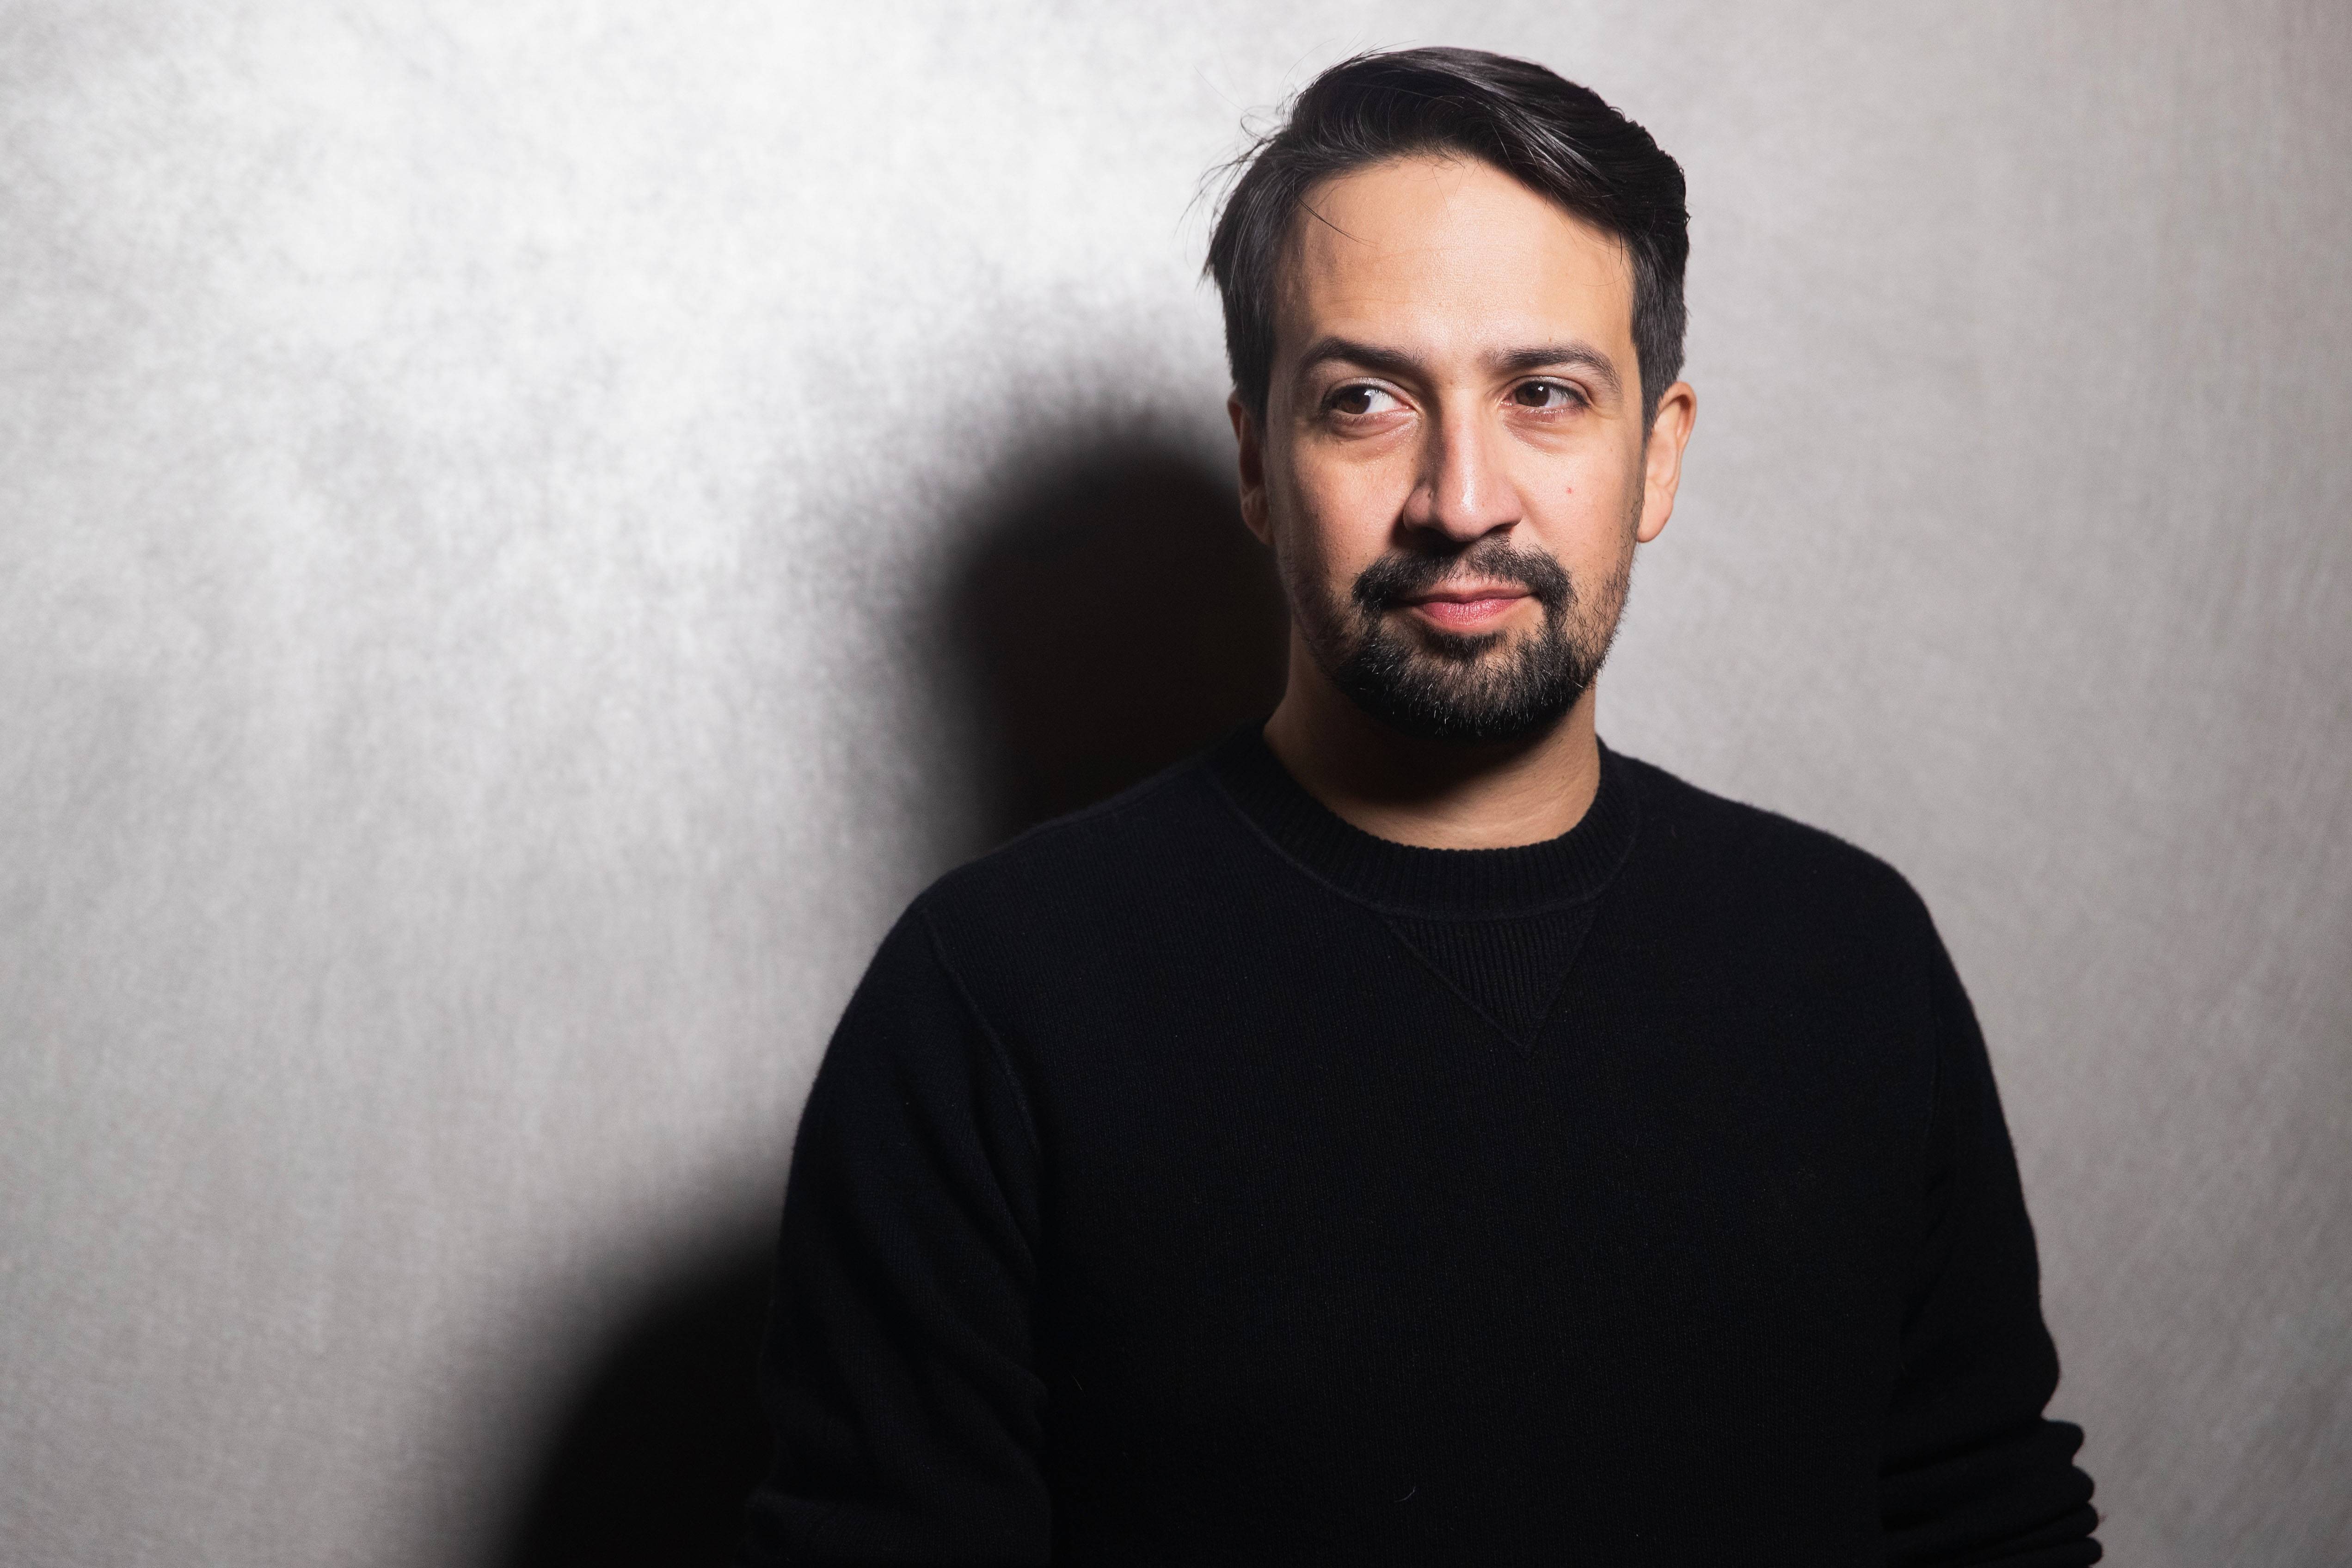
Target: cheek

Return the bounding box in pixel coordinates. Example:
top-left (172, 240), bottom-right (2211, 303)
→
top-left (1277, 455), bottom-right (1406, 587)
top-left (1526, 450), bottom-right (1641, 568)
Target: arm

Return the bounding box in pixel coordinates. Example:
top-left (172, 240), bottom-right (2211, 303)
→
top-left (1881, 934), bottom-right (2100, 1566)
top-left (737, 906), bottom-right (1050, 1566)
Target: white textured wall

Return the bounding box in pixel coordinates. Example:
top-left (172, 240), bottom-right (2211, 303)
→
top-left (4, 3), bottom-right (2346, 1564)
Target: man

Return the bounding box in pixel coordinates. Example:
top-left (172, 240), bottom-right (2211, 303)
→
top-left (739, 47), bottom-right (2100, 1566)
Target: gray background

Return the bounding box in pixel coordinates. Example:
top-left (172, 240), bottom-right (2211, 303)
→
top-left (4, 2), bottom-right (2346, 1564)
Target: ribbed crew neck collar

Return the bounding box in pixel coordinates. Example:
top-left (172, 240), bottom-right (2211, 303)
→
top-left (1205, 724), bottom-right (1640, 918)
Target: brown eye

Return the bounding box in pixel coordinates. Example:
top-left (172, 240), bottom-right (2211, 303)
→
top-left (1511, 380), bottom-right (1583, 410)
top-left (1327, 384), bottom-right (1402, 418)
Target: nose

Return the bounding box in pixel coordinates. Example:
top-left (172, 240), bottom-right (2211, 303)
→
top-left (1400, 406), bottom-right (1521, 542)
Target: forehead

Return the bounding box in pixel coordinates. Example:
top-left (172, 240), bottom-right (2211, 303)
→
top-left (1276, 154), bottom-right (1634, 360)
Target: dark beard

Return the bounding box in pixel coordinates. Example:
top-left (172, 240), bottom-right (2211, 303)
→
top-left (1298, 536), bottom-right (1629, 744)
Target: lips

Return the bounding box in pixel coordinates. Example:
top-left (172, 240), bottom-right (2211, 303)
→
top-left (1351, 543), bottom-right (1570, 629)
top-left (1399, 586), bottom-right (1531, 630)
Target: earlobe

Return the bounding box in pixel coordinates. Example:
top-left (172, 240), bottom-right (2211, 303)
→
top-left (1229, 393), bottom-right (1274, 546)
top-left (1635, 381), bottom-right (1697, 545)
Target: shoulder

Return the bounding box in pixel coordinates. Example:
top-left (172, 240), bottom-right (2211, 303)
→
top-left (1608, 745), bottom-right (1938, 945)
top-left (1605, 750), bottom-right (1967, 1101)
top-left (812, 763), bottom-right (1225, 1114)
top-left (905, 747), bottom-right (1241, 955)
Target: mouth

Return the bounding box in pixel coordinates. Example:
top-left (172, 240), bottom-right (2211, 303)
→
top-left (1395, 583), bottom-right (1534, 633)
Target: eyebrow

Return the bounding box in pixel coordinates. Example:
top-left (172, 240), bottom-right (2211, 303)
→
top-left (1295, 335), bottom-right (1624, 400)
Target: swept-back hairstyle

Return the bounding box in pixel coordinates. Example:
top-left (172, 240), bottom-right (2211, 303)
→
top-left (1206, 48), bottom-right (1689, 430)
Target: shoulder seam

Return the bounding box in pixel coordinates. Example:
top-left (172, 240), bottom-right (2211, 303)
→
top-left (1615, 751), bottom-right (1908, 885)
top-left (979, 754), bottom-right (1206, 859)
top-left (914, 902), bottom-right (1045, 1163)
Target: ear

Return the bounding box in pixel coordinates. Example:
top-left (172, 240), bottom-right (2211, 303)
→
top-left (1228, 392), bottom-right (1273, 546)
top-left (1635, 380), bottom-right (1697, 545)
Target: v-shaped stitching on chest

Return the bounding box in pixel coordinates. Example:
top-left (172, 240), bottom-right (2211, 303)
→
top-left (1375, 904), bottom-right (1598, 1057)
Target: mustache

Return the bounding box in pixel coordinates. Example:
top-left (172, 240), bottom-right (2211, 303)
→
top-left (1350, 539), bottom-right (1574, 614)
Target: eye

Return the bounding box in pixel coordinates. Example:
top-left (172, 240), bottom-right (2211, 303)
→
top-left (1326, 383), bottom-right (1404, 418)
top-left (1509, 379), bottom-right (1587, 411)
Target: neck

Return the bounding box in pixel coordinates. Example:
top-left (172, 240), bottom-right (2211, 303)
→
top-left (1261, 633), bottom-right (1604, 850)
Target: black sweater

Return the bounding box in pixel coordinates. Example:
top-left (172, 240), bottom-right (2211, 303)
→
top-left (739, 732), bottom-right (2100, 1566)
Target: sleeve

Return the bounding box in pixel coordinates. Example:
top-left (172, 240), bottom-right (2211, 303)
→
top-left (1880, 929), bottom-right (2101, 1566)
top-left (736, 904), bottom-right (1051, 1567)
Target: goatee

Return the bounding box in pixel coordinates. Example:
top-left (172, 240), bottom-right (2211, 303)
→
top-left (1294, 535), bottom-right (1630, 744)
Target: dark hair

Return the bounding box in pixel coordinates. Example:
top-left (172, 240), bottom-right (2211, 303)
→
top-left (1206, 48), bottom-right (1688, 430)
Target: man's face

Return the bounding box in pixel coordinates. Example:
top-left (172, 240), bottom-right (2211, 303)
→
top-left (1232, 154), bottom-right (1692, 744)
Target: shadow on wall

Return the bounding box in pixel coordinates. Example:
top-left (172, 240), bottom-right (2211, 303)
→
top-left (943, 433), bottom-right (1290, 841)
top-left (490, 429), bottom-right (1286, 1567)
